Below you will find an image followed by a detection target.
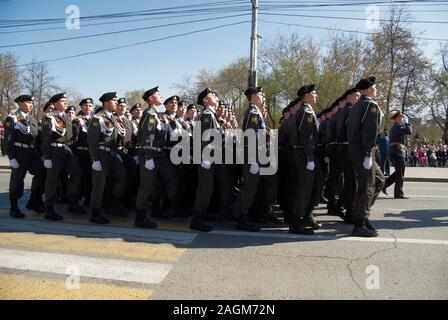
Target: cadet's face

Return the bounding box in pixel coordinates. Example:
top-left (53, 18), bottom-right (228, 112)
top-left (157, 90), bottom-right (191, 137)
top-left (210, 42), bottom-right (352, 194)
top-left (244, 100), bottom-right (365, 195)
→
top-left (19, 101), bottom-right (33, 113)
top-left (369, 85), bottom-right (377, 98)
top-left (117, 103), bottom-right (127, 115)
top-left (251, 92), bottom-right (264, 108)
top-left (131, 107), bottom-right (142, 119)
top-left (204, 92), bottom-right (219, 107)
top-left (177, 106), bottom-right (186, 117)
top-left (54, 98), bottom-right (68, 112)
top-left (81, 103), bottom-right (93, 114)
top-left (187, 109), bottom-right (197, 119)
top-left (104, 98), bottom-right (118, 111)
top-left (217, 105), bottom-right (225, 116)
top-left (149, 91), bottom-right (163, 106)
top-left (304, 91), bottom-right (317, 105)
top-left (347, 92), bottom-right (361, 105)
top-left (166, 100), bottom-right (178, 114)
top-left (67, 110), bottom-right (76, 119)
top-left (45, 105), bottom-right (54, 114)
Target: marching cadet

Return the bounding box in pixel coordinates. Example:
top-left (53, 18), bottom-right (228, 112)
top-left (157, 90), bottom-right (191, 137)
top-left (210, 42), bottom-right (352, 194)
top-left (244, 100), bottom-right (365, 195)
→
top-left (347, 76), bottom-right (385, 237)
top-left (135, 87), bottom-right (177, 228)
top-left (177, 100), bottom-right (187, 120)
top-left (185, 104), bottom-right (198, 125)
top-left (336, 88), bottom-right (361, 223)
top-left (288, 85), bottom-right (320, 235)
top-left (66, 106), bottom-right (77, 121)
top-left (325, 98), bottom-right (345, 217)
top-left (237, 87), bottom-right (270, 232)
top-left (41, 93), bottom-right (85, 220)
top-left (315, 107), bottom-right (329, 205)
top-left (72, 98), bottom-right (94, 207)
top-left (277, 104), bottom-right (291, 220)
top-left (382, 111), bottom-right (412, 199)
top-left (192, 88), bottom-right (233, 232)
top-left (4, 95), bottom-right (45, 218)
top-left (87, 92), bottom-right (128, 224)
top-left (183, 104), bottom-right (199, 214)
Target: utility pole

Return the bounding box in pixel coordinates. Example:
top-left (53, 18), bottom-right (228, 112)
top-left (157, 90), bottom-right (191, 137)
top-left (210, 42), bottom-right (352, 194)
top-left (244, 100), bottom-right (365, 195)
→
top-left (248, 0), bottom-right (258, 88)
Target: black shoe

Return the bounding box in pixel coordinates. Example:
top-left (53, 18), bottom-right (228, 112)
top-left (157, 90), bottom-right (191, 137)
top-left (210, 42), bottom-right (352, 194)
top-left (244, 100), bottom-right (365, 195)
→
top-left (10, 208), bottom-right (25, 219)
top-left (394, 195), bottom-right (409, 199)
top-left (352, 226), bottom-right (378, 237)
top-left (45, 208), bottom-right (63, 221)
top-left (365, 219), bottom-right (379, 236)
top-left (90, 214), bottom-right (110, 224)
top-left (26, 201), bottom-right (46, 213)
top-left (190, 217), bottom-right (213, 232)
top-left (289, 219), bottom-right (314, 235)
top-left (304, 217), bottom-right (322, 230)
top-left (135, 218), bottom-right (158, 229)
top-left (236, 221), bottom-right (260, 232)
top-left (382, 187), bottom-right (388, 195)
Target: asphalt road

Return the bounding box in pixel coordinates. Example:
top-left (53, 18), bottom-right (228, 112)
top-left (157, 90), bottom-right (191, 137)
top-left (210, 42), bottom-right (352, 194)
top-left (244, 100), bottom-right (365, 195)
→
top-left (0, 168), bottom-right (447, 300)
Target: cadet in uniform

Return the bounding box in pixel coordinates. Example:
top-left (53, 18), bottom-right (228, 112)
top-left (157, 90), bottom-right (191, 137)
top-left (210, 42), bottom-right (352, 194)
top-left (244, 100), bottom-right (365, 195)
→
top-left (4, 95), bottom-right (45, 218)
top-left (336, 88), bottom-right (361, 223)
top-left (135, 87), bottom-right (177, 228)
top-left (71, 98), bottom-right (94, 207)
top-left (382, 111), bottom-right (412, 198)
top-left (192, 88), bottom-right (233, 232)
top-left (41, 93), bottom-right (84, 220)
top-left (347, 76), bottom-right (385, 237)
top-left (87, 92), bottom-right (128, 224)
top-left (288, 85), bottom-right (320, 235)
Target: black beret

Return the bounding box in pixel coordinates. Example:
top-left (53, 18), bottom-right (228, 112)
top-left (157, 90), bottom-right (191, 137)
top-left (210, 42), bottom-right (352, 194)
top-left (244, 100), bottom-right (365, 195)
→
top-left (130, 103), bottom-right (142, 112)
top-left (343, 87), bottom-right (360, 98)
top-left (356, 76), bottom-right (376, 91)
top-left (117, 98), bottom-right (127, 104)
top-left (14, 95), bottom-right (34, 103)
top-left (178, 100), bottom-right (187, 107)
top-left (43, 101), bottom-right (53, 111)
top-left (282, 106), bottom-right (290, 115)
top-left (325, 107), bottom-right (333, 114)
top-left (330, 102), bottom-right (339, 110)
top-left (99, 92), bottom-right (117, 103)
top-left (142, 86), bottom-right (159, 101)
top-left (163, 95), bottom-right (180, 105)
top-left (297, 84), bottom-right (316, 98)
top-left (79, 98), bottom-right (93, 106)
top-left (197, 88), bottom-right (214, 106)
top-left (94, 106), bottom-right (104, 114)
top-left (49, 93), bottom-right (67, 104)
top-left (187, 104), bottom-right (198, 111)
top-left (66, 106), bottom-right (76, 113)
top-left (244, 86), bottom-right (263, 99)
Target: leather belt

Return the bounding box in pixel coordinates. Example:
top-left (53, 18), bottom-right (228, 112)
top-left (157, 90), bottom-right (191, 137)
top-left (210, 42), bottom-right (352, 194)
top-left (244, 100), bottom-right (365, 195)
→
top-left (99, 145), bottom-right (113, 153)
top-left (142, 146), bottom-right (163, 152)
top-left (76, 146), bottom-right (89, 151)
top-left (338, 142), bottom-right (349, 145)
top-left (51, 143), bottom-right (67, 148)
top-left (328, 142), bottom-right (338, 145)
top-left (14, 142), bottom-right (33, 149)
top-left (292, 145), bottom-right (304, 149)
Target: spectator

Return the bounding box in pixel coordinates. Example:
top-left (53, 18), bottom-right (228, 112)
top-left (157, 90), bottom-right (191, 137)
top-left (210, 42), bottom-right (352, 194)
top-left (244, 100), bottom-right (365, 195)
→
top-left (377, 131), bottom-right (390, 175)
top-left (0, 119), bottom-right (5, 156)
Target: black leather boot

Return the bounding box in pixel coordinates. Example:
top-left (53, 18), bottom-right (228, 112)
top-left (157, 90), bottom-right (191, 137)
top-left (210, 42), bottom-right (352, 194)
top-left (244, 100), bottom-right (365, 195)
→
top-left (90, 209), bottom-right (110, 224)
top-left (190, 214), bottom-right (213, 232)
top-left (134, 210), bottom-right (157, 229)
top-left (10, 199), bottom-right (25, 218)
top-left (45, 205), bottom-right (63, 221)
top-left (352, 219), bottom-right (378, 237)
top-left (67, 196), bottom-right (87, 215)
top-left (289, 217), bottom-right (314, 235)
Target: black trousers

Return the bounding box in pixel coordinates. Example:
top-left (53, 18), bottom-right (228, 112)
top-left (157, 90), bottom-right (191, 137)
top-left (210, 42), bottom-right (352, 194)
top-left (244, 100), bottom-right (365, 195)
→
top-left (349, 150), bottom-right (385, 220)
top-left (136, 154), bottom-right (177, 212)
top-left (291, 149), bottom-right (314, 219)
top-left (338, 145), bottom-right (357, 213)
top-left (9, 147), bottom-right (45, 201)
top-left (194, 164), bottom-right (232, 217)
top-left (44, 146), bottom-right (82, 207)
top-left (90, 151), bottom-right (127, 211)
top-left (73, 148), bottom-right (92, 202)
top-left (384, 155), bottom-right (406, 198)
top-left (325, 145), bottom-right (344, 212)
top-left (307, 158), bottom-right (324, 215)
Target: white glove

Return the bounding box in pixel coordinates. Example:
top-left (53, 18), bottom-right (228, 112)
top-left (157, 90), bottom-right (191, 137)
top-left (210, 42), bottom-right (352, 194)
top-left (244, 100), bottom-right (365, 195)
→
top-left (145, 159), bottom-right (155, 170)
top-left (115, 153), bottom-right (123, 163)
top-left (402, 115), bottom-right (409, 124)
top-left (363, 156), bottom-right (373, 170)
top-left (306, 161), bottom-right (315, 171)
top-left (324, 157), bottom-right (330, 164)
top-left (201, 160), bottom-right (211, 170)
top-left (133, 155), bottom-right (139, 165)
top-left (44, 159), bottom-right (53, 169)
top-left (9, 159), bottom-right (19, 169)
top-left (249, 163), bottom-right (259, 175)
top-left (92, 161), bottom-right (102, 172)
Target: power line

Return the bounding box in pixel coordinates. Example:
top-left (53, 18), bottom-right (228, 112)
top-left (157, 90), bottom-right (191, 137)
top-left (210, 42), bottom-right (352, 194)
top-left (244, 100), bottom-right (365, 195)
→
top-left (260, 18), bottom-right (448, 41)
top-left (260, 12), bottom-right (448, 24)
top-left (0, 13), bottom-right (250, 48)
top-left (2, 20), bottom-right (250, 69)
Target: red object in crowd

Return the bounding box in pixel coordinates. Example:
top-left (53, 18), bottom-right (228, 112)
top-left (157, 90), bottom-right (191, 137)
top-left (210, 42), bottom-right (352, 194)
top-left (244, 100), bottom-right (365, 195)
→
top-left (0, 123), bottom-right (5, 137)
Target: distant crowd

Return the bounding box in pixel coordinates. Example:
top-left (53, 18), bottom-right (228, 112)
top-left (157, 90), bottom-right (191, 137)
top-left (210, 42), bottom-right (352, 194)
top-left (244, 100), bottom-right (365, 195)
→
top-left (406, 143), bottom-right (448, 168)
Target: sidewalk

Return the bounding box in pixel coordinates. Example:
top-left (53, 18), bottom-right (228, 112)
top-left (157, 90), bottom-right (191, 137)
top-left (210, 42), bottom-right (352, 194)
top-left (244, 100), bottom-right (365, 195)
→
top-left (0, 155), bottom-right (447, 182)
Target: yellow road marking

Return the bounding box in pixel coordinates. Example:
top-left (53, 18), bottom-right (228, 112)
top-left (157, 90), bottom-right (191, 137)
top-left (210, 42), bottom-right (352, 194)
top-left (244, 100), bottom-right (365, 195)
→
top-left (0, 232), bottom-right (185, 262)
top-left (0, 273), bottom-right (151, 300)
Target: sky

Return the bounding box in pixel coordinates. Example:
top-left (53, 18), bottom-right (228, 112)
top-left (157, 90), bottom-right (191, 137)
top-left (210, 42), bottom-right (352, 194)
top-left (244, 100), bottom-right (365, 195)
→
top-left (0, 0), bottom-right (447, 103)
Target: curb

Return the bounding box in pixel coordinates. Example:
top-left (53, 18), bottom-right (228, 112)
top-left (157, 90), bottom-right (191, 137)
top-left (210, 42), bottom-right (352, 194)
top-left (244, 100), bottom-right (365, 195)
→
top-left (1, 165), bottom-right (447, 183)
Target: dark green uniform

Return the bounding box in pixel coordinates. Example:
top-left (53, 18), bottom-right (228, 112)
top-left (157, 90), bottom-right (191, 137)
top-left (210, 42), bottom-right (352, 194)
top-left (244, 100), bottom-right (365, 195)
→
top-left (87, 109), bottom-right (127, 223)
top-left (4, 111), bottom-right (45, 217)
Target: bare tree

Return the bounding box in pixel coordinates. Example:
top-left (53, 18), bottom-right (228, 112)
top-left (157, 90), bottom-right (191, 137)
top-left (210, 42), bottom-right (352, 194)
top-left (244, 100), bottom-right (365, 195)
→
top-left (0, 52), bottom-right (21, 120)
